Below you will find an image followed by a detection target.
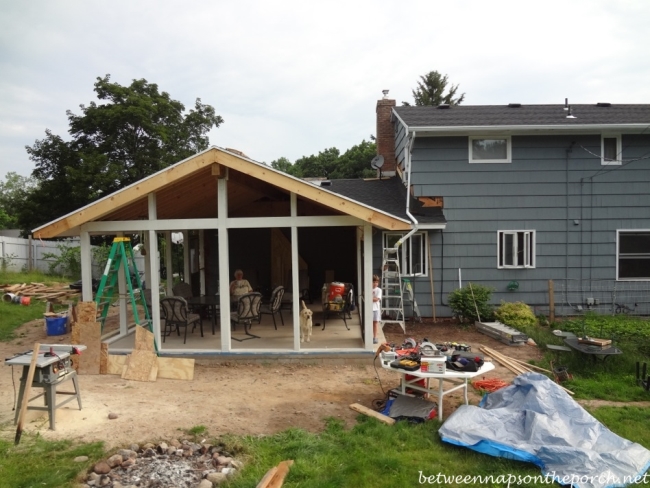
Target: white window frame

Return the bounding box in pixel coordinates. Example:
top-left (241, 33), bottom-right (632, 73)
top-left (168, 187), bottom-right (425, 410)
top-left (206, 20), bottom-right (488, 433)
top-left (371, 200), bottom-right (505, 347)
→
top-left (616, 229), bottom-right (650, 281)
top-left (497, 230), bottom-right (536, 269)
top-left (383, 231), bottom-right (428, 277)
top-left (601, 134), bottom-right (622, 165)
top-left (469, 136), bottom-right (512, 163)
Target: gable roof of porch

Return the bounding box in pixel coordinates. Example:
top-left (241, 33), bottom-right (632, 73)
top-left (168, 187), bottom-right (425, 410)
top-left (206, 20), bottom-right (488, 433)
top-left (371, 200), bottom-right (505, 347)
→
top-left (32, 147), bottom-right (412, 238)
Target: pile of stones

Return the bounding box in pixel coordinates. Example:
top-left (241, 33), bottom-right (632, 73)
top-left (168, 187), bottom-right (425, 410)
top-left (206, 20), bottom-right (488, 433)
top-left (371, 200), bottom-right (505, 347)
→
top-left (79, 439), bottom-right (244, 488)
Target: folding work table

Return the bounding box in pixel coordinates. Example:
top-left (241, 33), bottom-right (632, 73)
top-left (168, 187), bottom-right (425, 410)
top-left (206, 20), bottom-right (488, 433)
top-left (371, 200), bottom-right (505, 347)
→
top-left (5, 344), bottom-right (86, 430)
top-left (381, 360), bottom-right (495, 420)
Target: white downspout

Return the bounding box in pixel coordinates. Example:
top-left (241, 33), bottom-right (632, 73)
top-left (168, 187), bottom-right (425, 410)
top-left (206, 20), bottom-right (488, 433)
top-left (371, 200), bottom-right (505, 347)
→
top-left (396, 131), bottom-right (419, 247)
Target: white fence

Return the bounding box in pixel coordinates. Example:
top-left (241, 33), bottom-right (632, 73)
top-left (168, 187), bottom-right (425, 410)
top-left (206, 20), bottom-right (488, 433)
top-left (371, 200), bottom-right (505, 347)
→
top-left (0, 236), bottom-right (145, 280)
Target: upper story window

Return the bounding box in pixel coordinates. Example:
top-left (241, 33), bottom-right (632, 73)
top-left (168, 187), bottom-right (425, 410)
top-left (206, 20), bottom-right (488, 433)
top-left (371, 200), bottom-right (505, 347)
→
top-left (383, 232), bottom-right (427, 276)
top-left (498, 230), bottom-right (535, 269)
top-left (602, 134), bottom-right (621, 165)
top-left (469, 136), bottom-right (512, 163)
top-left (617, 230), bottom-right (650, 280)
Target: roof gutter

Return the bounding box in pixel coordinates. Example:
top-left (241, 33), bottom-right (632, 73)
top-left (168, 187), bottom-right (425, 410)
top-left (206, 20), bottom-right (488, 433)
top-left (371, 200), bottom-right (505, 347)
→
top-left (396, 131), bottom-right (419, 248)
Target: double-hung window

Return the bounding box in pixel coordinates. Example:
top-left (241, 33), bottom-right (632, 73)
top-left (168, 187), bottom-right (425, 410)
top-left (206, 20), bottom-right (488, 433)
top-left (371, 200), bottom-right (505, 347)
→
top-left (498, 230), bottom-right (535, 268)
top-left (469, 136), bottom-right (512, 163)
top-left (617, 230), bottom-right (650, 280)
top-left (383, 232), bottom-right (427, 276)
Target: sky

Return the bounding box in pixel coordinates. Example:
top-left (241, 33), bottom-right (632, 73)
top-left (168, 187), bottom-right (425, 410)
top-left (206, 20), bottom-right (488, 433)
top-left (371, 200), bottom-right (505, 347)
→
top-left (1, 0), bottom-right (650, 179)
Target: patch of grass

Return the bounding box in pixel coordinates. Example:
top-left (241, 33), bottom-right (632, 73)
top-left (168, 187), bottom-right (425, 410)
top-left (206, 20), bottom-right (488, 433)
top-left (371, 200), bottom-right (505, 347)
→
top-left (186, 425), bottom-right (208, 440)
top-left (588, 406), bottom-right (650, 449)
top-left (515, 317), bottom-right (650, 402)
top-left (0, 301), bottom-right (47, 341)
top-left (0, 432), bottom-right (104, 488)
top-left (224, 417), bottom-right (549, 488)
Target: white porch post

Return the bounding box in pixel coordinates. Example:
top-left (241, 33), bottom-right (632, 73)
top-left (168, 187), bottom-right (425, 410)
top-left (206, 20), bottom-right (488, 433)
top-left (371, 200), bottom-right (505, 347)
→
top-left (199, 230), bottom-right (205, 296)
top-left (291, 193), bottom-right (300, 350)
top-left (164, 231), bottom-right (173, 296)
top-left (143, 234), bottom-right (152, 294)
top-left (217, 176), bottom-right (231, 351)
top-left (363, 223), bottom-right (373, 350)
top-left (117, 231), bottom-right (128, 336)
top-left (356, 226), bottom-right (362, 300)
top-left (80, 230), bottom-right (93, 302)
top-left (182, 230), bottom-right (190, 285)
top-left (147, 193), bottom-right (162, 349)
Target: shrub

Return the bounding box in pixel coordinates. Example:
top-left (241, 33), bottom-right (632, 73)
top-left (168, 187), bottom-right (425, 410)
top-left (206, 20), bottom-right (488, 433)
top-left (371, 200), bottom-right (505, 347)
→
top-left (494, 301), bottom-right (537, 328)
top-left (447, 283), bottom-right (494, 323)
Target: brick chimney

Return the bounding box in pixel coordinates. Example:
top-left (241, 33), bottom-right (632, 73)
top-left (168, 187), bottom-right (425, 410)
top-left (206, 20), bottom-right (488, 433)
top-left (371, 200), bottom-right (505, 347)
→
top-left (376, 91), bottom-right (397, 176)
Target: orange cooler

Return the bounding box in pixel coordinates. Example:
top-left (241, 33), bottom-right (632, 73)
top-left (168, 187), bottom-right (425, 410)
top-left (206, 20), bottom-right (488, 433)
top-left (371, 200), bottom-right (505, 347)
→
top-left (328, 282), bottom-right (346, 301)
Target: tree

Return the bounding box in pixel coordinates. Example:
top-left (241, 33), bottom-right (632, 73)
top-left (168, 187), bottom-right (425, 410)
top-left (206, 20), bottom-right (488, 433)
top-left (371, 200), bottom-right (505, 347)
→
top-left (403, 70), bottom-right (465, 107)
top-left (0, 172), bottom-right (38, 229)
top-left (271, 139), bottom-right (377, 180)
top-left (20, 75), bottom-right (223, 235)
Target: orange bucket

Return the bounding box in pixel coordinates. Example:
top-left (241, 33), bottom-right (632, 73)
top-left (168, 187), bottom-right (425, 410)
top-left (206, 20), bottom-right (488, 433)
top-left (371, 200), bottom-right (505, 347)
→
top-left (20, 296), bottom-right (31, 306)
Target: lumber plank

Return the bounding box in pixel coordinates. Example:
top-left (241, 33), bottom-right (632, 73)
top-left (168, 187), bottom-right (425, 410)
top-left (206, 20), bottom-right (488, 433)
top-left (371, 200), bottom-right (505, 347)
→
top-left (349, 403), bottom-right (395, 425)
top-left (15, 342), bottom-right (40, 445)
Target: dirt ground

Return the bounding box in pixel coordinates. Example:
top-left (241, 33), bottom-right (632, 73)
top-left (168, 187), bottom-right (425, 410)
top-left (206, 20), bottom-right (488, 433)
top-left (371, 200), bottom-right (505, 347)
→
top-left (0, 316), bottom-right (543, 449)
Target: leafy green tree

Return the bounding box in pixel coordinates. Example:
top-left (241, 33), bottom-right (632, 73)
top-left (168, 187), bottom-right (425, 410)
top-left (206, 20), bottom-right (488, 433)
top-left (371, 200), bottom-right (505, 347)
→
top-left (20, 75), bottom-right (223, 235)
top-left (0, 172), bottom-right (38, 229)
top-left (403, 70), bottom-right (465, 107)
top-left (271, 140), bottom-right (377, 179)
top-left (330, 140), bottom-right (377, 179)
top-left (270, 157), bottom-right (295, 175)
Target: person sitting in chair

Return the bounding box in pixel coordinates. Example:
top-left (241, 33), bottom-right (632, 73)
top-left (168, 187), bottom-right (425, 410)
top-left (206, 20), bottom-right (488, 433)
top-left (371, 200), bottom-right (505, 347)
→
top-left (230, 269), bottom-right (253, 302)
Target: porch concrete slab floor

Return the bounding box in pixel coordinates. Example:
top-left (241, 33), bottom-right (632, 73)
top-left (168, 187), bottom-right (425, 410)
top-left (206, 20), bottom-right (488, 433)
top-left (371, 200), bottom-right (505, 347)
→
top-left (107, 302), bottom-right (380, 353)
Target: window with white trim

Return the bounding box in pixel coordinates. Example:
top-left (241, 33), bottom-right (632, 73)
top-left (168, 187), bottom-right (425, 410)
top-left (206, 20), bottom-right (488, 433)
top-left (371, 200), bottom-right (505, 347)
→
top-left (617, 230), bottom-right (650, 280)
top-left (383, 232), bottom-right (427, 276)
top-left (498, 230), bottom-right (535, 269)
top-left (469, 136), bottom-right (512, 163)
top-left (601, 134), bottom-right (621, 165)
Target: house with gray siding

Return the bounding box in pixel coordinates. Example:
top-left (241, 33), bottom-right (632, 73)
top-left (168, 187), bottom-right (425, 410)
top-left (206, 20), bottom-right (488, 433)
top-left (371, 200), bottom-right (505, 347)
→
top-left (369, 95), bottom-right (650, 318)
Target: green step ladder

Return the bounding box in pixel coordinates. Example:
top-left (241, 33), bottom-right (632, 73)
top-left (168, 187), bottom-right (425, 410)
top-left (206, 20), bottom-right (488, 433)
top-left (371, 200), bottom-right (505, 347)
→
top-left (95, 238), bottom-right (155, 350)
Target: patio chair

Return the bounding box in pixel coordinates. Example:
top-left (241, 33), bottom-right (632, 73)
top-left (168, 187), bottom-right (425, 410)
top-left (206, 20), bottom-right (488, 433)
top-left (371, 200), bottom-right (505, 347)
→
top-left (257, 286), bottom-right (285, 330)
top-left (160, 297), bottom-right (202, 344)
top-left (322, 284), bottom-right (353, 331)
top-left (231, 292), bottom-right (262, 342)
top-left (172, 282), bottom-right (193, 299)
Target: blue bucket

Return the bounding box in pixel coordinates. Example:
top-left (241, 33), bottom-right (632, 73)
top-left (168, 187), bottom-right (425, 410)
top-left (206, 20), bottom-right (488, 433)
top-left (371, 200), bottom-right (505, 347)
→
top-left (46, 316), bottom-right (67, 336)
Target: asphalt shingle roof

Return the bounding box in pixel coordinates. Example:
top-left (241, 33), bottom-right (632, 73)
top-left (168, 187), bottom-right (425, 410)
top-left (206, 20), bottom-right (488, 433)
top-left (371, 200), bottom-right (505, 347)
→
top-left (394, 104), bottom-right (650, 128)
top-left (325, 177), bottom-right (446, 225)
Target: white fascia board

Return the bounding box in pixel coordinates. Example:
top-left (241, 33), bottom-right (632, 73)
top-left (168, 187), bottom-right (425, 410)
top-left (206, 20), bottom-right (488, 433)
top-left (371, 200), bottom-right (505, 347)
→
top-left (408, 123), bottom-right (650, 136)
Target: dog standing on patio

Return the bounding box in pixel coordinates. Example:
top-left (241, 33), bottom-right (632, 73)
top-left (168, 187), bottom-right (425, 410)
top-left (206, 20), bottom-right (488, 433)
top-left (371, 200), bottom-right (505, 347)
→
top-left (300, 300), bottom-right (313, 343)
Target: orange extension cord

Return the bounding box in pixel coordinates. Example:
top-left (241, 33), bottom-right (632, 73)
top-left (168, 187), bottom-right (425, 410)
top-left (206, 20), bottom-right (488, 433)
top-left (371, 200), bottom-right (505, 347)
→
top-left (471, 378), bottom-right (509, 393)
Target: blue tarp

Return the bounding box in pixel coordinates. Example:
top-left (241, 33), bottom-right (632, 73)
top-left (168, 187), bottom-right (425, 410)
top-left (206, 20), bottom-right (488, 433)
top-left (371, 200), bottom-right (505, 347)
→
top-left (439, 373), bottom-right (650, 488)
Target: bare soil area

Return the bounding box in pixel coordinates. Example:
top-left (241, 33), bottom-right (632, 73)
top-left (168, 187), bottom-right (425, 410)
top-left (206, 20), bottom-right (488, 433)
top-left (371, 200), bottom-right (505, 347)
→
top-left (0, 316), bottom-right (542, 449)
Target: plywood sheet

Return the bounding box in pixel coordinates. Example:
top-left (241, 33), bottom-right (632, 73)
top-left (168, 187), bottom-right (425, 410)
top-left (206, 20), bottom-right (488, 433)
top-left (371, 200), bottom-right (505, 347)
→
top-left (71, 321), bottom-right (81, 345)
top-left (157, 357), bottom-right (195, 381)
top-left (77, 321), bottom-right (102, 375)
top-left (76, 301), bottom-right (97, 323)
top-left (121, 350), bottom-right (158, 382)
top-left (99, 343), bottom-right (108, 374)
top-left (107, 354), bottom-right (127, 375)
top-left (134, 326), bottom-right (155, 352)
